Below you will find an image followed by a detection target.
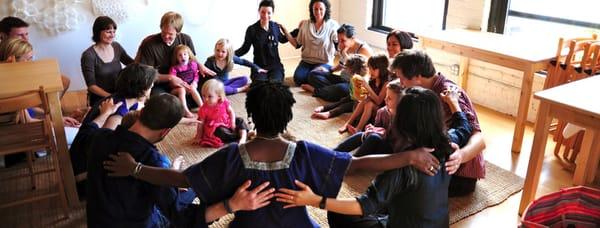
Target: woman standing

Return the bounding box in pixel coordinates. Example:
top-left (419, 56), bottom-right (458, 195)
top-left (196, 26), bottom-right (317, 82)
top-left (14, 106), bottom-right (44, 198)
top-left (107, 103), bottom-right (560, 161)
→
top-left (81, 16), bottom-right (134, 106)
top-left (285, 0), bottom-right (339, 86)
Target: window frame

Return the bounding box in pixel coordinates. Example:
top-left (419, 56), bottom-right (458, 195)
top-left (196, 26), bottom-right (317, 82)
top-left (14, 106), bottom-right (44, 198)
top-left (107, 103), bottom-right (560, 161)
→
top-left (369, 0), bottom-right (450, 33)
top-left (488, 0), bottom-right (600, 34)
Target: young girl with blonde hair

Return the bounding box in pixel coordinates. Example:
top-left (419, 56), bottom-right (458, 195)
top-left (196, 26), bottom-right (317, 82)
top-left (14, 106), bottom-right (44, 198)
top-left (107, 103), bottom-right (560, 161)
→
top-left (194, 79), bottom-right (247, 147)
top-left (204, 38), bottom-right (264, 95)
top-left (169, 44), bottom-right (202, 117)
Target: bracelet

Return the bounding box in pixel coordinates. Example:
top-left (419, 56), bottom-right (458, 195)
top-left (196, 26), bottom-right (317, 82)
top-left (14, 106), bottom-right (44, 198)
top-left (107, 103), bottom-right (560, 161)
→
top-left (132, 162), bottom-right (143, 177)
top-left (223, 199), bottom-right (234, 214)
top-left (318, 195), bottom-right (327, 209)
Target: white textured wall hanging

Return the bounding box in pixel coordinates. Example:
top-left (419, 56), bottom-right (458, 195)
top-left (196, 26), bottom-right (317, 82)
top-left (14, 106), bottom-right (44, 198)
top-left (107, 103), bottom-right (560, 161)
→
top-left (11, 0), bottom-right (83, 35)
top-left (91, 0), bottom-right (129, 23)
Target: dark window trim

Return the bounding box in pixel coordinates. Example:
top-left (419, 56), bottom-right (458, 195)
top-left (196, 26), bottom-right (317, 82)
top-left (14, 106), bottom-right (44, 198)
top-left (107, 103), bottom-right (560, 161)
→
top-left (369, 0), bottom-right (449, 34)
top-left (487, 0), bottom-right (509, 33)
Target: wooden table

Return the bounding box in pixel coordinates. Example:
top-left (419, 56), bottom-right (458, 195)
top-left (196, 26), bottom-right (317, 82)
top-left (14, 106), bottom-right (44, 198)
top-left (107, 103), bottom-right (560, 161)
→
top-left (518, 76), bottom-right (600, 215)
top-left (418, 29), bottom-right (556, 153)
top-left (0, 59), bottom-right (79, 206)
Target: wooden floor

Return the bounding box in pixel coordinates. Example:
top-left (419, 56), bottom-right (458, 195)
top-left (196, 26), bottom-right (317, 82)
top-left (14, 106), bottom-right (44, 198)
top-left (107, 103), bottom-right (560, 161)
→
top-left (2, 57), bottom-right (598, 227)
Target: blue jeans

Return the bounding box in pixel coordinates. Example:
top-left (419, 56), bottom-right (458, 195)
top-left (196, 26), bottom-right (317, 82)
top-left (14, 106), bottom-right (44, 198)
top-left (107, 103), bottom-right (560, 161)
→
top-left (293, 61), bottom-right (331, 86)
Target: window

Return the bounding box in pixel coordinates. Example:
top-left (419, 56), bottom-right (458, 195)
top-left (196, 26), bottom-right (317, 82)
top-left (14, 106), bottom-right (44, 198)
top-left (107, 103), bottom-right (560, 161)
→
top-left (489, 0), bottom-right (600, 36)
top-left (371, 0), bottom-right (448, 33)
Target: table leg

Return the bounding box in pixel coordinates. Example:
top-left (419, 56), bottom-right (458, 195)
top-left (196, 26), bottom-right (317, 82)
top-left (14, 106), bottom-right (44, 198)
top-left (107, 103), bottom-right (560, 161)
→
top-left (47, 92), bottom-right (79, 206)
top-left (518, 101), bottom-right (551, 215)
top-left (512, 66), bottom-right (535, 153)
top-left (573, 129), bottom-right (600, 185)
top-left (459, 57), bottom-right (470, 90)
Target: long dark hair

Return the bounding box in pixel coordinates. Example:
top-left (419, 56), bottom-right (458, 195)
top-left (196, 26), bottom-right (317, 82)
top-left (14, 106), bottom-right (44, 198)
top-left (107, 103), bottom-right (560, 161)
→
top-left (392, 87), bottom-right (452, 160)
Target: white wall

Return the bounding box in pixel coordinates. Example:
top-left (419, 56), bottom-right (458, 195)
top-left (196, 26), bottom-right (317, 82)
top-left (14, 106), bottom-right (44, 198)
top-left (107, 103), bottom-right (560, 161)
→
top-left (1, 0), bottom-right (321, 91)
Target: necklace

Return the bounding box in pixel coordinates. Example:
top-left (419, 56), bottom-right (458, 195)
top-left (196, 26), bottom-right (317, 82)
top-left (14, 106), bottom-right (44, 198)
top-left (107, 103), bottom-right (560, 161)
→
top-left (255, 134), bottom-right (280, 140)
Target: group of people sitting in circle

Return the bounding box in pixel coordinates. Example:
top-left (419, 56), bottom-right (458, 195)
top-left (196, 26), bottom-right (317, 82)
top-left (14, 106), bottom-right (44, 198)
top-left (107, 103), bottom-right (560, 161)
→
top-left (0, 0), bottom-right (486, 227)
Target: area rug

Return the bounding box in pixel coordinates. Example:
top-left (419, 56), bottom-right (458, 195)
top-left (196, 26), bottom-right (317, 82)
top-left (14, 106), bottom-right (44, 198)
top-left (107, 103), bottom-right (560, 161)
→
top-left (155, 86), bottom-right (525, 226)
top-left (0, 84), bottom-right (524, 227)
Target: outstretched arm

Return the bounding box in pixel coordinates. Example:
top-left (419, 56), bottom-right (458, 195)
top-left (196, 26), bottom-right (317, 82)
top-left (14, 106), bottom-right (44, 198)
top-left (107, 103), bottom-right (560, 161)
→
top-left (104, 152), bottom-right (275, 223)
top-left (348, 147), bottom-right (440, 176)
top-left (275, 180), bottom-right (363, 215)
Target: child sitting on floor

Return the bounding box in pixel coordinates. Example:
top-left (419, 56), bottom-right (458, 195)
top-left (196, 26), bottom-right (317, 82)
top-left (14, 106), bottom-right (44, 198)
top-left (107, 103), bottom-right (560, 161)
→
top-left (203, 38), bottom-right (265, 95)
top-left (339, 54), bottom-right (391, 134)
top-left (312, 54), bottom-right (368, 120)
top-left (194, 79), bottom-right (247, 147)
top-left (169, 44), bottom-right (203, 118)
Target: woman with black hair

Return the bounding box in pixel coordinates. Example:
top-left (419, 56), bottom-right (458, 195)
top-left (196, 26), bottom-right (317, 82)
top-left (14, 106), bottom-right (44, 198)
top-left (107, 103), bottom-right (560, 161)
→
top-left (102, 82), bottom-right (353, 227)
top-left (283, 0), bottom-right (339, 87)
top-left (81, 16), bottom-right (134, 106)
top-left (275, 87), bottom-right (472, 228)
top-left (386, 30), bottom-right (413, 60)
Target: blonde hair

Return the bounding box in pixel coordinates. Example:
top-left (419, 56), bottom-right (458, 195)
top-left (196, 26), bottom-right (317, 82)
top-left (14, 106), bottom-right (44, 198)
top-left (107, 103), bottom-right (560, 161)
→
top-left (0, 38), bottom-right (32, 61)
top-left (171, 44), bottom-right (197, 66)
top-left (201, 79), bottom-right (226, 102)
top-left (386, 78), bottom-right (404, 95)
top-left (345, 54), bottom-right (368, 76)
top-left (160, 11), bottom-right (184, 32)
top-left (214, 38), bottom-right (234, 72)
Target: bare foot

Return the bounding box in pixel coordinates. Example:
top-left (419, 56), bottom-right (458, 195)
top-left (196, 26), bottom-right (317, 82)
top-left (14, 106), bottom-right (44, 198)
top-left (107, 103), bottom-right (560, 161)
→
top-left (338, 124), bottom-right (348, 134)
top-left (347, 125), bottom-right (358, 135)
top-left (184, 110), bottom-right (195, 118)
top-left (313, 106), bottom-right (324, 113)
top-left (237, 84), bottom-right (250, 93)
top-left (311, 112), bottom-right (330, 120)
top-left (172, 155), bottom-right (184, 170)
top-left (301, 84), bottom-right (315, 93)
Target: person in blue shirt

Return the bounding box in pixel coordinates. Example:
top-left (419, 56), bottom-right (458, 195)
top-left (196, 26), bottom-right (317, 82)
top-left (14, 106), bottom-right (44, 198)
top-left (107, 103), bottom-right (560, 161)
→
top-left (235, 0), bottom-right (288, 83)
top-left (86, 94), bottom-right (274, 227)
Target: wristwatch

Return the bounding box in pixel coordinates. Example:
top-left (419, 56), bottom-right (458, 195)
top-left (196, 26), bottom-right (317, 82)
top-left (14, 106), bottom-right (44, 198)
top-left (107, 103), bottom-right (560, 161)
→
top-left (318, 196), bottom-right (327, 209)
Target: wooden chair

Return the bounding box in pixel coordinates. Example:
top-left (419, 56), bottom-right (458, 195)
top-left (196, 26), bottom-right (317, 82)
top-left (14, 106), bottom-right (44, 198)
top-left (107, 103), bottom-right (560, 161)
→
top-left (544, 34), bottom-right (597, 89)
top-left (0, 87), bottom-right (69, 217)
top-left (549, 41), bottom-right (600, 172)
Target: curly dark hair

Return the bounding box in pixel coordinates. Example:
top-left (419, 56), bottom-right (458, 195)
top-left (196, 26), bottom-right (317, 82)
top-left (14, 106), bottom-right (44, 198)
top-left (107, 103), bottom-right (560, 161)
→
top-left (309, 0), bottom-right (331, 23)
top-left (245, 82), bottom-right (296, 136)
top-left (114, 63), bottom-right (157, 99)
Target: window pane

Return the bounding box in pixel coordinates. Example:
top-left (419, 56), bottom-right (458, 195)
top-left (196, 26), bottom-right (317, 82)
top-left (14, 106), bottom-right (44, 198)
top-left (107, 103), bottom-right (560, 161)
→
top-left (383, 0), bottom-right (445, 33)
top-left (510, 0), bottom-right (600, 24)
top-left (506, 0), bottom-right (600, 37)
top-left (505, 16), bottom-right (598, 38)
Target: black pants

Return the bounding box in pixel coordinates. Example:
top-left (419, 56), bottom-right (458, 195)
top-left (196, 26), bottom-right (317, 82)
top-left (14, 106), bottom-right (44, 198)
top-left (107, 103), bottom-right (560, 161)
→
top-left (322, 96), bottom-right (356, 118)
top-left (251, 67), bottom-right (285, 84)
top-left (328, 211), bottom-right (387, 228)
top-left (214, 117), bottom-right (248, 143)
top-left (448, 175), bottom-right (477, 197)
